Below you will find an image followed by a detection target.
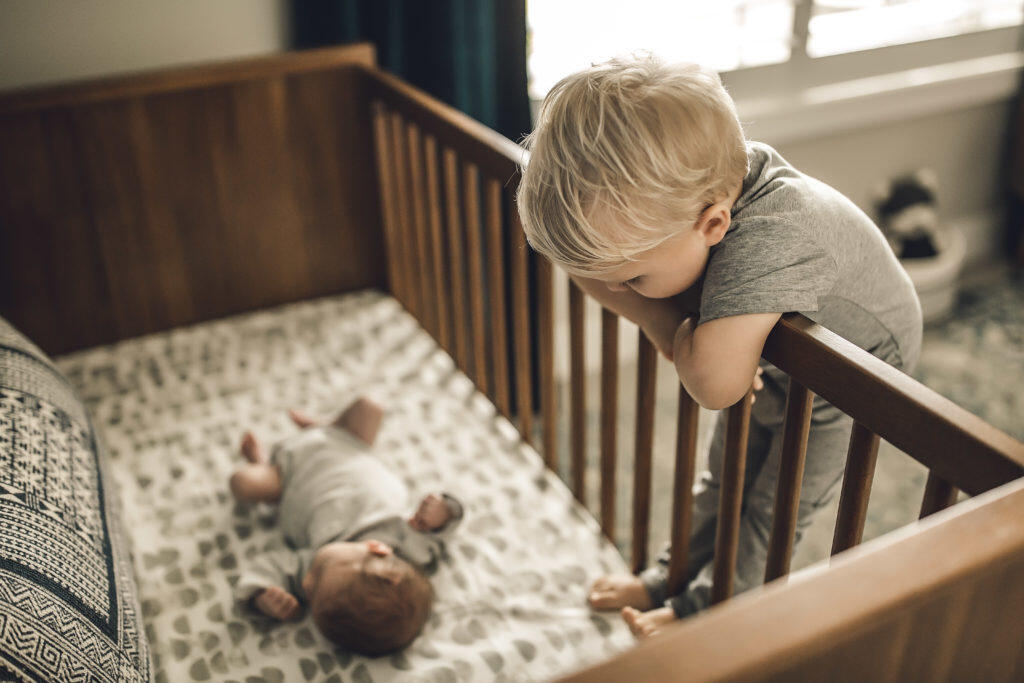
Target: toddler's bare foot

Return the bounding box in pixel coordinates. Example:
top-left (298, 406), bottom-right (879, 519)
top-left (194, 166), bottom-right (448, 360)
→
top-left (240, 431), bottom-right (265, 464)
top-left (289, 409), bottom-right (317, 429)
top-left (622, 606), bottom-right (676, 639)
top-left (588, 575), bottom-right (653, 610)
top-left (254, 586), bottom-right (301, 621)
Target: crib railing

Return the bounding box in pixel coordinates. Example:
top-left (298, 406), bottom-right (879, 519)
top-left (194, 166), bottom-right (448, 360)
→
top-left (362, 63), bottom-right (1024, 677)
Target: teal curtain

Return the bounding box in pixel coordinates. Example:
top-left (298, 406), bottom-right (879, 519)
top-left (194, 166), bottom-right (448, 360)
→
top-left (290, 0), bottom-right (531, 143)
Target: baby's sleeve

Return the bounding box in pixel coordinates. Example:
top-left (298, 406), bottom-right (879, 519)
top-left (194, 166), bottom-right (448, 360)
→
top-left (700, 217), bottom-right (838, 324)
top-left (234, 548), bottom-right (312, 605)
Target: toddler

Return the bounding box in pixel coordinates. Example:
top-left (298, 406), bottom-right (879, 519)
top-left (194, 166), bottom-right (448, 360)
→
top-left (517, 55), bottom-right (921, 638)
top-left (230, 397), bottom-right (463, 655)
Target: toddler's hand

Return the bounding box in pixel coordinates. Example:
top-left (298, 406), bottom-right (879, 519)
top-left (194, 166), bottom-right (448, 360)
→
top-left (750, 366), bottom-right (764, 404)
top-left (254, 586), bottom-right (302, 621)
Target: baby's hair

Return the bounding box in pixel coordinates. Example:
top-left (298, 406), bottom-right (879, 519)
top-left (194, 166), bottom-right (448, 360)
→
top-left (517, 53), bottom-right (748, 274)
top-left (313, 553), bottom-right (433, 656)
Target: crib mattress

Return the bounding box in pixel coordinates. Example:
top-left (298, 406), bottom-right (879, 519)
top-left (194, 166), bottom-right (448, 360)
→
top-left (56, 291), bottom-right (633, 682)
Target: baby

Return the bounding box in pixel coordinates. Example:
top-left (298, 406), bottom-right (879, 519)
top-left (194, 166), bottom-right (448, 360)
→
top-left (230, 397), bottom-right (463, 656)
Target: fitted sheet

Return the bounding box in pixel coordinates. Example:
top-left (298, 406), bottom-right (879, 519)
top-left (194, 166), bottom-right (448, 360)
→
top-left (57, 290), bottom-right (633, 682)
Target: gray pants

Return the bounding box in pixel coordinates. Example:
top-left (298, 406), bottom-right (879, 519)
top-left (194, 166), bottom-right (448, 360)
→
top-left (641, 364), bottom-right (853, 617)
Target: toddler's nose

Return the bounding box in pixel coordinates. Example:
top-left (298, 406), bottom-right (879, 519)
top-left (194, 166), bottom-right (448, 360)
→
top-left (606, 281), bottom-right (629, 293)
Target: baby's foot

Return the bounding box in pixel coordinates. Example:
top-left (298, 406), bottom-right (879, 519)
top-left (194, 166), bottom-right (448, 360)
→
top-left (621, 606), bottom-right (676, 639)
top-left (240, 431), bottom-right (265, 464)
top-left (588, 575), bottom-right (653, 610)
top-left (254, 586), bottom-right (301, 621)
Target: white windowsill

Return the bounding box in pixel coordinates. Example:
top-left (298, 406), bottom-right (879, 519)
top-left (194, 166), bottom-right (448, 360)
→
top-left (735, 51), bottom-right (1024, 146)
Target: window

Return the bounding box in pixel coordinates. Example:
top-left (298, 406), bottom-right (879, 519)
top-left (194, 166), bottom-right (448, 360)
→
top-left (526, 0), bottom-right (1024, 143)
top-left (808, 0), bottom-right (1024, 58)
top-left (527, 0), bottom-right (796, 99)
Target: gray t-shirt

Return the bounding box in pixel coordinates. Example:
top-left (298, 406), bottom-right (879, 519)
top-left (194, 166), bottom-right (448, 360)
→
top-left (234, 426), bottom-right (464, 604)
top-left (701, 141), bottom-right (922, 373)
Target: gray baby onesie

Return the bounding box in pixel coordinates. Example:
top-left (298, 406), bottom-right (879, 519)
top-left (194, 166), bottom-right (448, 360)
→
top-left (641, 141), bottom-right (922, 616)
top-left (234, 425), bottom-right (463, 604)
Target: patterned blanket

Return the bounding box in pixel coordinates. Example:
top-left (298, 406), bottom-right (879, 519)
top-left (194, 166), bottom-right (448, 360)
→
top-left (56, 291), bottom-right (633, 682)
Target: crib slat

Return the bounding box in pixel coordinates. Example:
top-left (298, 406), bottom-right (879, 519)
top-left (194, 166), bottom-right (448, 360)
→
top-left (920, 471), bottom-right (959, 519)
top-left (442, 148), bottom-right (470, 370)
top-left (667, 385), bottom-right (700, 596)
top-left (569, 280), bottom-right (586, 503)
top-left (538, 256), bottom-right (557, 470)
top-left (631, 335), bottom-right (657, 574)
top-left (423, 135), bottom-right (451, 354)
top-left (765, 379), bottom-right (814, 582)
top-left (462, 163), bottom-right (489, 395)
top-left (711, 391), bottom-right (753, 604)
top-left (508, 199), bottom-right (533, 445)
top-left (831, 421), bottom-right (880, 556)
top-left (389, 112), bottom-right (418, 315)
top-left (370, 104), bottom-right (403, 300)
top-left (485, 179), bottom-right (511, 417)
top-left (405, 123), bottom-right (437, 337)
top-left (599, 309), bottom-right (619, 538)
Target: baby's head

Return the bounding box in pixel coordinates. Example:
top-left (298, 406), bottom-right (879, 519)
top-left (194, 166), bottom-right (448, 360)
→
top-left (303, 540), bottom-right (432, 656)
top-left (518, 54), bottom-right (748, 297)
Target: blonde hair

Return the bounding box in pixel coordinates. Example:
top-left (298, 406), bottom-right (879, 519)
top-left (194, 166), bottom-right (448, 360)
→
top-left (313, 553), bottom-right (433, 656)
top-left (517, 54), bottom-right (748, 274)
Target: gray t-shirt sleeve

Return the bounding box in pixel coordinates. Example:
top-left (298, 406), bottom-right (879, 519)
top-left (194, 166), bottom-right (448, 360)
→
top-left (700, 217), bottom-right (838, 323)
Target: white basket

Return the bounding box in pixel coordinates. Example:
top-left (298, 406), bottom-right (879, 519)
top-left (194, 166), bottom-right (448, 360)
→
top-left (900, 225), bottom-right (966, 324)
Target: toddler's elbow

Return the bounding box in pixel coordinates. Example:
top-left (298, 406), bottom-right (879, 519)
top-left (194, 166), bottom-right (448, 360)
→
top-left (680, 373), bottom-right (750, 411)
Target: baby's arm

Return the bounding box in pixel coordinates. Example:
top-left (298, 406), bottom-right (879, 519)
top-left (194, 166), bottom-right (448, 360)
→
top-left (235, 548), bottom-right (309, 621)
top-left (672, 312), bottom-right (781, 410)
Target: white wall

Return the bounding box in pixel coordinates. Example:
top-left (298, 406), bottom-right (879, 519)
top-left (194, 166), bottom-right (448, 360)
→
top-left (775, 100), bottom-right (1014, 268)
top-left (0, 0), bottom-right (289, 90)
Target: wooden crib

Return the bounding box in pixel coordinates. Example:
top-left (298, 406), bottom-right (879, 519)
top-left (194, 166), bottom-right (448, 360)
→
top-left (2, 44), bottom-right (1022, 681)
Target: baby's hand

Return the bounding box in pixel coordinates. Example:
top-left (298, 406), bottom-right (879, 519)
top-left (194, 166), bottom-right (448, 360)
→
top-left (409, 493), bottom-right (452, 532)
top-left (254, 586), bottom-right (302, 621)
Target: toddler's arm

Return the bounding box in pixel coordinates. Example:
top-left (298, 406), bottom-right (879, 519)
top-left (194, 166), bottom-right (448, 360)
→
top-left (570, 274), bottom-right (695, 357)
top-left (672, 312), bottom-right (781, 410)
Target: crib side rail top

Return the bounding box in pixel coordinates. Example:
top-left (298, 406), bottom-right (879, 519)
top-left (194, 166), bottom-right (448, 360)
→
top-left (562, 475), bottom-right (1024, 682)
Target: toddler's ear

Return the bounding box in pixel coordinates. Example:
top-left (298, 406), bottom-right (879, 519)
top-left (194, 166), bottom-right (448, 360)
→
top-left (697, 203), bottom-right (731, 246)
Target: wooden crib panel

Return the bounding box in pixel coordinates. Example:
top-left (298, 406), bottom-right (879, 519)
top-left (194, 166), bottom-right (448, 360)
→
top-left (711, 394), bottom-right (753, 604)
top-left (462, 163), bottom-right (490, 396)
top-left (599, 309), bottom-right (620, 539)
top-left (569, 281), bottom-right (587, 503)
top-left (423, 135), bottom-right (452, 355)
top-left (371, 104), bottom-right (405, 306)
top-left (485, 180), bottom-right (512, 416)
top-left (538, 257), bottom-right (558, 471)
top-left (509, 203), bottom-right (534, 446)
top-left (764, 378), bottom-right (814, 582)
top-left (388, 113), bottom-right (420, 317)
top-left (920, 471), bottom-right (959, 519)
top-left (1, 46), bottom-right (385, 355)
top-left (442, 148), bottom-right (471, 371)
top-left (406, 123), bottom-right (438, 338)
top-left (831, 421), bottom-right (881, 556)
top-left (667, 386), bottom-right (700, 595)
top-left (561, 477), bottom-right (1024, 683)
top-left (631, 336), bottom-right (657, 573)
